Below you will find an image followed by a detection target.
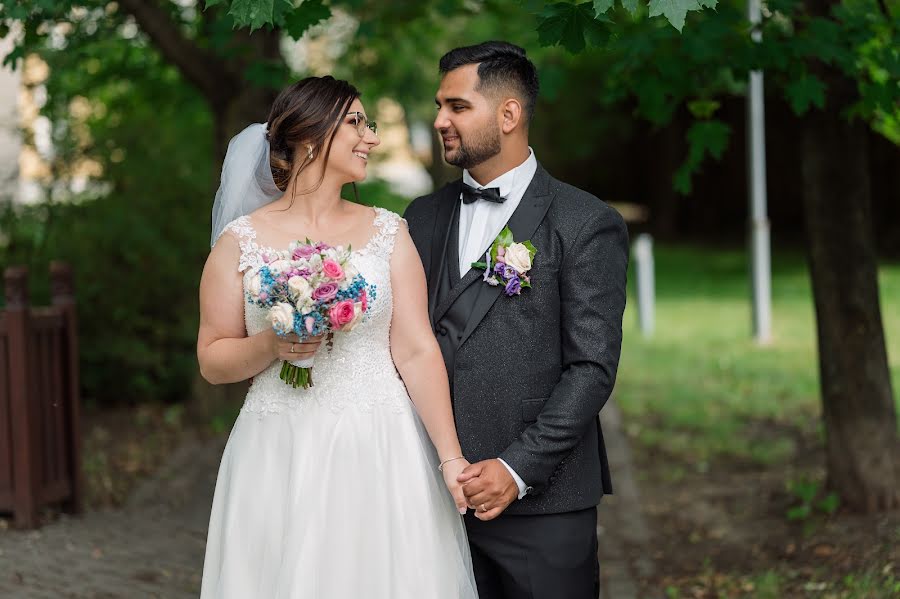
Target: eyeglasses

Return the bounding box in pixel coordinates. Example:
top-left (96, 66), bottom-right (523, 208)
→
top-left (347, 111), bottom-right (377, 137)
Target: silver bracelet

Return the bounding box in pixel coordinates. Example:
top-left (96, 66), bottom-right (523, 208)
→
top-left (438, 456), bottom-right (465, 472)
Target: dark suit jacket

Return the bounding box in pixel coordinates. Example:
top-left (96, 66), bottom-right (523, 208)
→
top-left (404, 163), bottom-right (628, 515)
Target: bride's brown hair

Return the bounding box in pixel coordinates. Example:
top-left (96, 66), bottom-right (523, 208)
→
top-left (266, 76), bottom-right (361, 195)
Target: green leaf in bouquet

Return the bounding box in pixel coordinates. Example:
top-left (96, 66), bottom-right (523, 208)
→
top-left (471, 261), bottom-right (488, 270)
top-left (496, 227), bottom-right (515, 248)
top-left (520, 279), bottom-right (532, 289)
top-left (523, 240), bottom-right (537, 258)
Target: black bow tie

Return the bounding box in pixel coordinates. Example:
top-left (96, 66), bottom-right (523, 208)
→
top-left (461, 182), bottom-right (505, 205)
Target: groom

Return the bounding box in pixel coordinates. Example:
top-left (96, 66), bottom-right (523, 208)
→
top-left (404, 41), bottom-right (628, 598)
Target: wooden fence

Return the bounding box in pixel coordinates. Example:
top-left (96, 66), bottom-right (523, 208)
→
top-left (0, 262), bottom-right (82, 528)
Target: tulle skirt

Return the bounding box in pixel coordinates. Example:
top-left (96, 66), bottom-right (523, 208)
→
top-left (200, 393), bottom-right (478, 598)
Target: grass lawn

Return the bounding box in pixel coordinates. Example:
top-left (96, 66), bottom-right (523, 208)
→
top-left (615, 243), bottom-right (900, 598)
top-left (616, 243), bottom-right (900, 465)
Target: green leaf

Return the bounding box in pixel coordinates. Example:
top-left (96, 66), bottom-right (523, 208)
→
top-left (816, 493), bottom-right (840, 515)
top-left (593, 0), bottom-right (615, 15)
top-left (674, 120), bottom-right (731, 194)
top-left (204, 0), bottom-right (225, 8)
top-left (687, 99), bottom-right (720, 119)
top-left (496, 227), bottom-right (515, 247)
top-left (647, 0), bottom-right (702, 32)
top-left (786, 74), bottom-right (826, 116)
top-left (537, 2), bottom-right (612, 53)
top-left (523, 240), bottom-right (537, 257)
top-left (687, 119), bottom-right (730, 161)
top-left (786, 505), bottom-right (810, 521)
top-left (471, 261), bottom-right (487, 270)
top-left (228, 0), bottom-right (277, 31)
top-left (620, 0), bottom-right (640, 15)
top-left (283, 0), bottom-right (331, 40)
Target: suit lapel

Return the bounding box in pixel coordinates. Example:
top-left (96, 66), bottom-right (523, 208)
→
top-left (432, 164), bottom-right (556, 336)
top-left (428, 181), bottom-right (461, 323)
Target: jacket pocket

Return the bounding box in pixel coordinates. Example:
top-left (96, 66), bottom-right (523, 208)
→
top-left (521, 397), bottom-right (549, 423)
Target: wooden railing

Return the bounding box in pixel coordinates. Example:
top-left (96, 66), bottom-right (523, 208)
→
top-left (0, 263), bottom-right (82, 528)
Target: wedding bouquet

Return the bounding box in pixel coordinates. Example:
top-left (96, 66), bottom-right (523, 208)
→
top-left (246, 240), bottom-right (375, 388)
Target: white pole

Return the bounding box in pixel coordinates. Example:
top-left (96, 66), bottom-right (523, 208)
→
top-left (748, 0), bottom-right (772, 345)
top-left (634, 234), bottom-right (655, 338)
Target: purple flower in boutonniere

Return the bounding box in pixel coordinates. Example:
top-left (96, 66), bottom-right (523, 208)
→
top-left (482, 249), bottom-right (500, 286)
top-left (470, 226), bottom-right (537, 297)
top-left (504, 277), bottom-right (521, 296)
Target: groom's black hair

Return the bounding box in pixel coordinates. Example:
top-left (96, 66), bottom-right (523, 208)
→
top-left (439, 41), bottom-right (539, 126)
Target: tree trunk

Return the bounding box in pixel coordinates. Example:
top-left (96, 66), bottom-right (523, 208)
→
top-left (801, 72), bottom-right (900, 512)
top-left (214, 28), bottom-right (283, 160)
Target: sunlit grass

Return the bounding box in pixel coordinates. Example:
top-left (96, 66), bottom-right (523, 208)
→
top-left (616, 243), bottom-right (900, 463)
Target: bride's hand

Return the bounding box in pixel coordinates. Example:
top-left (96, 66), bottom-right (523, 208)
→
top-left (441, 458), bottom-right (470, 515)
top-left (268, 330), bottom-right (324, 361)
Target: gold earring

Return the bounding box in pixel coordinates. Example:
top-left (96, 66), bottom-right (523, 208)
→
top-left (307, 145), bottom-right (314, 160)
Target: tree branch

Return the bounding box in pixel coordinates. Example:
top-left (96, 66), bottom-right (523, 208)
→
top-left (116, 0), bottom-right (236, 110)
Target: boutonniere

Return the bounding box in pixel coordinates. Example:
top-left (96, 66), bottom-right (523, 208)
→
top-left (471, 226), bottom-right (537, 297)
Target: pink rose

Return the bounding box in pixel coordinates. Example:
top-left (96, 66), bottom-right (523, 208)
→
top-left (322, 259), bottom-right (344, 281)
top-left (312, 282), bottom-right (339, 302)
top-left (329, 300), bottom-right (356, 329)
top-left (296, 245), bottom-right (318, 259)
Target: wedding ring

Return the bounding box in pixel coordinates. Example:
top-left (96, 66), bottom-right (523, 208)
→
top-left (290, 343), bottom-right (295, 353)
top-left (480, 504), bottom-right (487, 512)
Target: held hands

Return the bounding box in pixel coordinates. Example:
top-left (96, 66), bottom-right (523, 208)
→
top-left (458, 459), bottom-right (519, 521)
top-left (440, 458), bottom-right (471, 515)
top-left (270, 331), bottom-right (324, 362)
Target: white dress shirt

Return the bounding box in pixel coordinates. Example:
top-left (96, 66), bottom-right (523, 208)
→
top-left (458, 148), bottom-right (538, 500)
top-left (458, 148), bottom-right (538, 277)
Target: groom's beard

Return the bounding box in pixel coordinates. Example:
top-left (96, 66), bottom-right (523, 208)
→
top-left (444, 125), bottom-right (501, 170)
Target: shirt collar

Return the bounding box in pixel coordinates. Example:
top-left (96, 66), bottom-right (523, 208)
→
top-left (462, 147), bottom-right (537, 199)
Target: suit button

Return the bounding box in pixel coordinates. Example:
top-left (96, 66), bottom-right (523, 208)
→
top-left (438, 326), bottom-right (448, 336)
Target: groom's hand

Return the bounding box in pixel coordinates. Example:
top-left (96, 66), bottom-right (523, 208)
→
top-left (458, 459), bottom-right (518, 521)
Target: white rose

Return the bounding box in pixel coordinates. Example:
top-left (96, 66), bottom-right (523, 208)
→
top-left (247, 271), bottom-right (262, 297)
top-left (342, 302), bottom-right (364, 332)
top-left (307, 254), bottom-right (323, 271)
top-left (287, 276), bottom-right (311, 303)
top-left (268, 259), bottom-right (291, 276)
top-left (298, 298), bottom-right (315, 315)
top-left (267, 302), bottom-right (295, 334)
top-left (323, 247), bottom-right (339, 261)
top-left (339, 263), bottom-right (359, 290)
top-left (504, 242), bottom-right (533, 274)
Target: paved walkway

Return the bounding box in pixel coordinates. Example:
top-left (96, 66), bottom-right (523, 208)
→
top-left (598, 400), bottom-right (658, 599)
top-left (1, 401), bottom-right (654, 598)
top-left (0, 436), bottom-right (222, 598)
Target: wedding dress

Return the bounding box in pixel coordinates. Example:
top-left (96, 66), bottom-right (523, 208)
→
top-left (200, 207), bottom-right (478, 598)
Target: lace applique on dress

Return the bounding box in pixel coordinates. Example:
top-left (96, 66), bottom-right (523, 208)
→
top-left (218, 215), bottom-right (265, 273)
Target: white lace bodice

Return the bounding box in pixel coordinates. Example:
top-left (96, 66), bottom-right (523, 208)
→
top-left (218, 207), bottom-right (410, 417)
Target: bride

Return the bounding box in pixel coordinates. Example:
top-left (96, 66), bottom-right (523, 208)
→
top-left (197, 76), bottom-right (478, 598)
